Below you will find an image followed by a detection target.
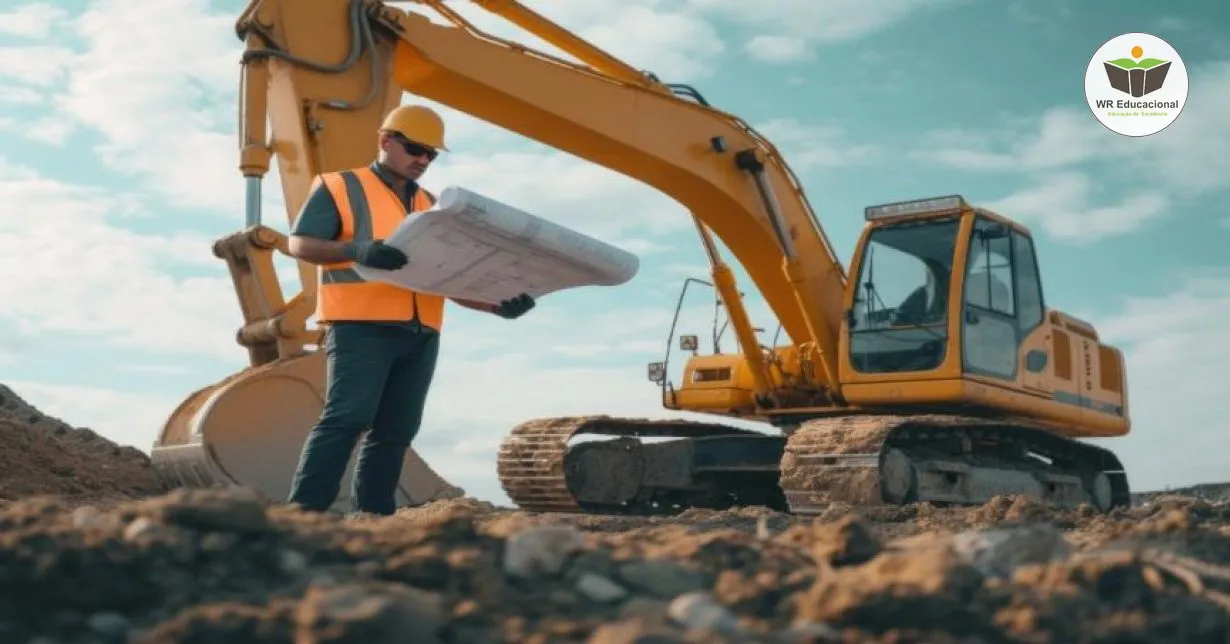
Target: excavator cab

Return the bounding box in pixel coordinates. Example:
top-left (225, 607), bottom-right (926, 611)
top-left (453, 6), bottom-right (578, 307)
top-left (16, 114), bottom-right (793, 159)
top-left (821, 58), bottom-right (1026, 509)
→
top-left (654, 194), bottom-right (1128, 441)
top-left (845, 199), bottom-right (964, 376)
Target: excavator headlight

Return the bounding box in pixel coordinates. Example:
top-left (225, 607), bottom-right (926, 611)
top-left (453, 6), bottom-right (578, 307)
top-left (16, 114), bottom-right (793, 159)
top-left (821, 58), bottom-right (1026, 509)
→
top-left (647, 362), bottom-right (666, 383)
top-left (679, 335), bottom-right (699, 352)
top-left (865, 195), bottom-right (966, 221)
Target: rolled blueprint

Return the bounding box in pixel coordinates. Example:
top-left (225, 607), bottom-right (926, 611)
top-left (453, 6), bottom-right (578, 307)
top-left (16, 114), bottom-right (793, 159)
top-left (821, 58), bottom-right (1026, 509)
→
top-left (353, 185), bottom-right (640, 304)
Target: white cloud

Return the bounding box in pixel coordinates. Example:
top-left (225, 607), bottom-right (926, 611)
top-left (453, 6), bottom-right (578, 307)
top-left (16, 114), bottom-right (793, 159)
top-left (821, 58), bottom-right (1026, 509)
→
top-left (756, 118), bottom-right (884, 169)
top-left (0, 3), bottom-right (67, 38)
top-left (0, 84), bottom-right (43, 105)
top-left (52, 0), bottom-right (241, 215)
top-left (745, 35), bottom-right (813, 64)
top-left (0, 115), bottom-right (72, 145)
top-left (419, 1), bottom-right (725, 80)
top-left (1090, 271), bottom-right (1230, 491)
top-left (918, 58), bottom-right (1230, 190)
top-left (688, 0), bottom-right (967, 61)
top-left (0, 46), bottom-right (74, 86)
top-left (1006, 2), bottom-right (1074, 26)
top-left (0, 158), bottom-right (240, 359)
top-left (980, 173), bottom-right (1169, 242)
top-left (1121, 60), bottom-right (1230, 194)
top-left (580, 5), bottom-right (724, 79)
top-left (917, 59), bottom-right (1230, 240)
top-left (916, 108), bottom-right (1106, 174)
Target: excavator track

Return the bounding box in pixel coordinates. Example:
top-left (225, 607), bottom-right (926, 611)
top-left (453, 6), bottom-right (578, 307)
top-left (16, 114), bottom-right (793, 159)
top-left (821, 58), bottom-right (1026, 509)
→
top-left (497, 416), bottom-right (788, 514)
top-left (780, 413), bottom-right (1130, 514)
top-left (498, 413), bottom-right (1130, 516)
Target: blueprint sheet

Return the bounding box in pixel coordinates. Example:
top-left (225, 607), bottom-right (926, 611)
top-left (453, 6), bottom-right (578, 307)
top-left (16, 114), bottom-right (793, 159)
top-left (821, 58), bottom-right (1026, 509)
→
top-left (352, 186), bottom-right (640, 304)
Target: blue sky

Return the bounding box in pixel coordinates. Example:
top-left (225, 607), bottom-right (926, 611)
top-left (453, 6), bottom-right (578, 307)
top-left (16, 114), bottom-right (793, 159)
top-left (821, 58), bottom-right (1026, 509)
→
top-left (2, 0), bottom-right (1228, 504)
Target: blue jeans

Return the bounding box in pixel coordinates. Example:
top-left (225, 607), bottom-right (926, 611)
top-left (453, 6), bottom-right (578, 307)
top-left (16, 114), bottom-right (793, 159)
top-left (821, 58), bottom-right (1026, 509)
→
top-left (287, 321), bottom-right (440, 515)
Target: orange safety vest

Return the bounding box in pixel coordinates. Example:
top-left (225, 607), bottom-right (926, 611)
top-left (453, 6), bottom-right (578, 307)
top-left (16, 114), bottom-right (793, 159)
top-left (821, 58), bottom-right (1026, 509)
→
top-left (313, 166), bottom-right (445, 330)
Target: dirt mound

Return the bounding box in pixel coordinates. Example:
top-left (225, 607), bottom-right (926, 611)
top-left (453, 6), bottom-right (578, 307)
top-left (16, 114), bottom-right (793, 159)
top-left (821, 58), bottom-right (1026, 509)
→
top-left (1, 489), bottom-right (1228, 643)
top-left (2, 383), bottom-right (1229, 641)
top-left (0, 384), bottom-right (166, 502)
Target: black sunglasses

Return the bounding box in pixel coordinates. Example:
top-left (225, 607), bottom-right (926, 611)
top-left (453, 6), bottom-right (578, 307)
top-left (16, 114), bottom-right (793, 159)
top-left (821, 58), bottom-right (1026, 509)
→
top-left (394, 135), bottom-right (438, 161)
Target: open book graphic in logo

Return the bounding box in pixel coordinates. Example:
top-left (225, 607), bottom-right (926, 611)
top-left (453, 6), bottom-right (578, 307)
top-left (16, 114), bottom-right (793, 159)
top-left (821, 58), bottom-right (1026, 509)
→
top-left (1103, 45), bottom-right (1171, 97)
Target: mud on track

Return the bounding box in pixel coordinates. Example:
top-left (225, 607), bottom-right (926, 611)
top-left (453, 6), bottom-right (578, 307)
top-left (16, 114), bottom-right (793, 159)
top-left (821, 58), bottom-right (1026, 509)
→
top-left (1, 384), bottom-right (1229, 643)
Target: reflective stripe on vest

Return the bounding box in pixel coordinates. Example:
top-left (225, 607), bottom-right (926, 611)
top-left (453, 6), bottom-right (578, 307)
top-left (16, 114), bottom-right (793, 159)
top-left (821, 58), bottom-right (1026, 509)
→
top-left (313, 167), bottom-right (444, 329)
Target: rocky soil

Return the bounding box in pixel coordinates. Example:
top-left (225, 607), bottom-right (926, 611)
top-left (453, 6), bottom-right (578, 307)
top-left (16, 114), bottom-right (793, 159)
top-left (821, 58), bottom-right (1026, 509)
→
top-left (1, 384), bottom-right (1229, 643)
top-left (0, 385), bottom-right (164, 503)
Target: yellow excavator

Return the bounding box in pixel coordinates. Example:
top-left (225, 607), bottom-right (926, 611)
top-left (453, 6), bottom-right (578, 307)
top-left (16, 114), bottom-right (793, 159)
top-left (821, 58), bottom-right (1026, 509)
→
top-left (150, 0), bottom-right (1132, 515)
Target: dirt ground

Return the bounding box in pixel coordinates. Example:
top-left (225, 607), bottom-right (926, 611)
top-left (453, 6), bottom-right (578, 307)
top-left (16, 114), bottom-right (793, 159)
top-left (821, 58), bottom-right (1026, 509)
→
top-left (1, 384), bottom-right (1229, 643)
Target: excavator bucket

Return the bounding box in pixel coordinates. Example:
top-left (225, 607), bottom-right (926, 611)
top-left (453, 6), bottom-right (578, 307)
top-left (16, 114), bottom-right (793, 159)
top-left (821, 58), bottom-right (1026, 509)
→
top-left (150, 350), bottom-right (464, 511)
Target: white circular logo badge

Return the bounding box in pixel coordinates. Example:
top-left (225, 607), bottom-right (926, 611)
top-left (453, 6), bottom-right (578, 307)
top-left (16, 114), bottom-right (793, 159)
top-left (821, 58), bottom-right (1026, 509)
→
top-left (1084, 32), bottom-right (1188, 137)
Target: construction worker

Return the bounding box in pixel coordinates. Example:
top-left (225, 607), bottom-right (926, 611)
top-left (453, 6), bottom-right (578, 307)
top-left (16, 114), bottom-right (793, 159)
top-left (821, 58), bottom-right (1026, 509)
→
top-left (284, 104), bottom-right (536, 515)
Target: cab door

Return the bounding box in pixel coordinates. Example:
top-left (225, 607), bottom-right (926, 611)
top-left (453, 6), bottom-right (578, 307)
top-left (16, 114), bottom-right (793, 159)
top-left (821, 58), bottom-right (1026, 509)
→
top-left (1010, 232), bottom-right (1050, 393)
top-left (961, 217), bottom-right (1019, 381)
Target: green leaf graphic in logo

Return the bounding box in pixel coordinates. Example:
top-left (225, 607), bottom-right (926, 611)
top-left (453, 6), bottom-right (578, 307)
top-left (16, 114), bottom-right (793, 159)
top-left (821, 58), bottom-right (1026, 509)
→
top-left (1106, 57), bottom-right (1166, 69)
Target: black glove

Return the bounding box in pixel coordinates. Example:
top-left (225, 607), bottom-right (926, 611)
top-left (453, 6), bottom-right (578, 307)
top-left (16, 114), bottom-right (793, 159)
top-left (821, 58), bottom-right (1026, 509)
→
top-left (348, 240), bottom-right (407, 270)
top-left (493, 293), bottom-right (535, 319)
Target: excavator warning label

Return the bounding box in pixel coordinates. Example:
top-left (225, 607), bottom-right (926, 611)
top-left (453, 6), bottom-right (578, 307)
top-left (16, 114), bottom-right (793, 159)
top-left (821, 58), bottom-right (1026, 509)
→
top-left (1084, 32), bottom-right (1188, 137)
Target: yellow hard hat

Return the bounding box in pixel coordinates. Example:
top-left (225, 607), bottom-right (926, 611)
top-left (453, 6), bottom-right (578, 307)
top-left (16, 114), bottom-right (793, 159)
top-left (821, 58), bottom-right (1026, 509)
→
top-left (380, 105), bottom-right (448, 151)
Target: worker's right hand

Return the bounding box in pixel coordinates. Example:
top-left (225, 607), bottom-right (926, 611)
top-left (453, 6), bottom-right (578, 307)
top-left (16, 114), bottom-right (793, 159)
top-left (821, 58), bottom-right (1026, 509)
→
top-left (348, 240), bottom-right (408, 270)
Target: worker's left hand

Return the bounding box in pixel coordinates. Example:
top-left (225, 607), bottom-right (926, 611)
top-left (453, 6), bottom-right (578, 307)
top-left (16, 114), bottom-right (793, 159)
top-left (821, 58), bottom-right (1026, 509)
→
top-left (493, 293), bottom-right (535, 319)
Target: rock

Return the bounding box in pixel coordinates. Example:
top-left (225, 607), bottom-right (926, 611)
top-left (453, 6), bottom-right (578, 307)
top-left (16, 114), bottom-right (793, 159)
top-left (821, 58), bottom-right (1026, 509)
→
top-left (280, 549), bottom-right (309, 576)
top-left (549, 589), bottom-right (581, 607)
top-left (712, 569), bottom-right (780, 616)
top-left (620, 597), bottom-right (671, 625)
top-left (796, 537), bottom-right (985, 626)
top-left (503, 525), bottom-right (586, 578)
top-left (355, 560), bottom-right (382, 577)
top-left (810, 515), bottom-right (881, 566)
top-left (123, 517), bottom-right (173, 542)
top-left (616, 560), bottom-right (708, 598)
top-left (950, 524), bottom-right (1071, 579)
top-left (576, 573), bottom-right (628, 603)
top-left (788, 620), bottom-right (842, 641)
top-left (72, 506), bottom-right (119, 530)
top-left (587, 616), bottom-right (682, 643)
top-left (142, 487), bottom-right (271, 534)
top-left (667, 591), bottom-right (741, 633)
top-left (200, 532), bottom-right (240, 552)
top-left (86, 611), bottom-right (128, 639)
top-left (294, 581), bottom-right (445, 644)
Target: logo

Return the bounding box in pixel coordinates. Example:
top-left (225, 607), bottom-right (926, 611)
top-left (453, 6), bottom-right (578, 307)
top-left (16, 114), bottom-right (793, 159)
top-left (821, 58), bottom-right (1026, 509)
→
top-left (1084, 32), bottom-right (1187, 137)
